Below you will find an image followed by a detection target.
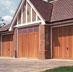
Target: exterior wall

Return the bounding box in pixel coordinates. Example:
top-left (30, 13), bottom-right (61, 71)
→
top-left (23, 5), bottom-right (26, 23)
top-left (39, 25), bottom-right (46, 59)
top-left (18, 12), bottom-right (21, 24)
top-left (17, 2), bottom-right (41, 25)
top-left (13, 28), bottom-right (18, 58)
top-left (27, 3), bottom-right (31, 22)
top-left (14, 20), bottom-right (17, 26)
top-left (0, 24), bottom-right (51, 59)
top-left (32, 10), bottom-right (36, 21)
top-left (39, 25), bottom-right (51, 59)
top-left (45, 25), bottom-right (51, 59)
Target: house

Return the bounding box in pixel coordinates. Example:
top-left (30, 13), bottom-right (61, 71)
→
top-left (0, 0), bottom-right (73, 59)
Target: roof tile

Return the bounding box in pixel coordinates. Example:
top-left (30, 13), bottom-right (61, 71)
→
top-left (51, 0), bottom-right (73, 22)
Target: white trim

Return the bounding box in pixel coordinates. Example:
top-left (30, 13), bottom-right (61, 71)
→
top-left (31, 7), bottom-right (32, 22)
top-left (9, 0), bottom-right (45, 31)
top-left (17, 28), bottom-right (18, 58)
top-left (52, 23), bottom-right (73, 28)
top-left (14, 21), bottom-right (41, 28)
top-left (27, 0), bottom-right (45, 24)
top-left (17, 16), bottom-right (19, 25)
top-left (41, 21), bottom-right (46, 25)
top-left (26, 1), bottom-right (28, 23)
top-left (1, 34), bottom-right (2, 56)
top-left (10, 0), bottom-right (24, 31)
top-left (21, 5), bottom-right (23, 24)
top-left (50, 27), bottom-right (52, 59)
top-left (9, 27), bottom-right (12, 31)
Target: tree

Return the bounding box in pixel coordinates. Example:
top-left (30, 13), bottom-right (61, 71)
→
top-left (0, 17), bottom-right (6, 28)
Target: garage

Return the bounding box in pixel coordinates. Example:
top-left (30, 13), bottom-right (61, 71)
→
top-left (52, 25), bottom-right (73, 59)
top-left (18, 26), bottom-right (39, 59)
top-left (2, 34), bottom-right (14, 57)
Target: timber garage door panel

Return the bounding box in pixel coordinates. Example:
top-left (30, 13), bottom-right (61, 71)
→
top-left (2, 35), bottom-right (14, 57)
top-left (52, 26), bottom-right (73, 59)
top-left (18, 26), bottom-right (39, 59)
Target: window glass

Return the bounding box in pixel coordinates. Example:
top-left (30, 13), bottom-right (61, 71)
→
top-left (23, 28), bottom-right (27, 33)
top-left (29, 28), bottom-right (33, 32)
top-left (34, 26), bottom-right (39, 32)
top-left (18, 29), bottom-right (23, 34)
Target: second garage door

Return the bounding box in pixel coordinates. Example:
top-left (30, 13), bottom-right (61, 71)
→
top-left (52, 25), bottom-right (73, 59)
top-left (18, 26), bottom-right (39, 59)
top-left (2, 34), bottom-right (14, 57)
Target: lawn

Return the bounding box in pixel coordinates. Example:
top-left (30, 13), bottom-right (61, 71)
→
top-left (44, 66), bottom-right (73, 72)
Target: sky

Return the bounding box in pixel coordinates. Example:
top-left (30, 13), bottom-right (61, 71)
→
top-left (0, 0), bottom-right (21, 24)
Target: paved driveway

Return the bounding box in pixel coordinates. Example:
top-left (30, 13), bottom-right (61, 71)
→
top-left (0, 58), bottom-right (73, 72)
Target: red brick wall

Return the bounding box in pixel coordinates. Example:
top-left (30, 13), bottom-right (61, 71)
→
top-left (39, 25), bottom-right (51, 59)
top-left (45, 25), bottom-right (51, 59)
top-left (39, 25), bottom-right (45, 59)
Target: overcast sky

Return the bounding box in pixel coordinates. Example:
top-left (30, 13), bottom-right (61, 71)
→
top-left (0, 0), bottom-right (20, 24)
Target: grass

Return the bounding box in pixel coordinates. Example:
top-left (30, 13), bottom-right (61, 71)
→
top-left (44, 66), bottom-right (73, 72)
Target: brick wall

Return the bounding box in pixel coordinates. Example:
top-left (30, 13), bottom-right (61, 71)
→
top-left (39, 25), bottom-right (51, 59)
top-left (39, 25), bottom-right (45, 59)
top-left (45, 25), bottom-right (51, 59)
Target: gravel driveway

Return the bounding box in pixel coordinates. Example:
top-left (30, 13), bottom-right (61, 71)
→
top-left (0, 58), bottom-right (73, 72)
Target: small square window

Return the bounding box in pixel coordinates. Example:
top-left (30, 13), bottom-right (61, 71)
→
top-left (34, 26), bottom-right (39, 32)
top-left (29, 28), bottom-right (33, 32)
top-left (18, 29), bottom-right (23, 34)
top-left (23, 29), bottom-right (27, 34)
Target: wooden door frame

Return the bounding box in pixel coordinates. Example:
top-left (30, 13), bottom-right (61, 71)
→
top-left (50, 22), bottom-right (73, 59)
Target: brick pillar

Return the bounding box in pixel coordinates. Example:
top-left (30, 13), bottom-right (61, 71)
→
top-left (39, 25), bottom-right (46, 59)
top-left (45, 25), bottom-right (51, 59)
top-left (39, 25), bottom-right (51, 59)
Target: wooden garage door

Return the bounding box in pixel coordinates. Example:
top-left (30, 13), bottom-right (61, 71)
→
top-left (52, 26), bottom-right (73, 59)
top-left (2, 34), bottom-right (14, 57)
top-left (18, 26), bottom-right (39, 59)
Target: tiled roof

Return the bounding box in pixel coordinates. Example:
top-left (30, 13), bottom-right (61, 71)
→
top-left (51, 0), bottom-right (73, 22)
top-left (1, 0), bottom-right (73, 32)
top-left (30, 0), bottom-right (53, 22)
top-left (0, 24), bottom-right (10, 31)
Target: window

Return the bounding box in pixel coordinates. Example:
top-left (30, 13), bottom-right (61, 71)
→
top-left (23, 28), bottom-right (27, 34)
top-left (34, 26), bottom-right (39, 32)
top-left (29, 27), bottom-right (33, 32)
top-left (18, 29), bottom-right (23, 34)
